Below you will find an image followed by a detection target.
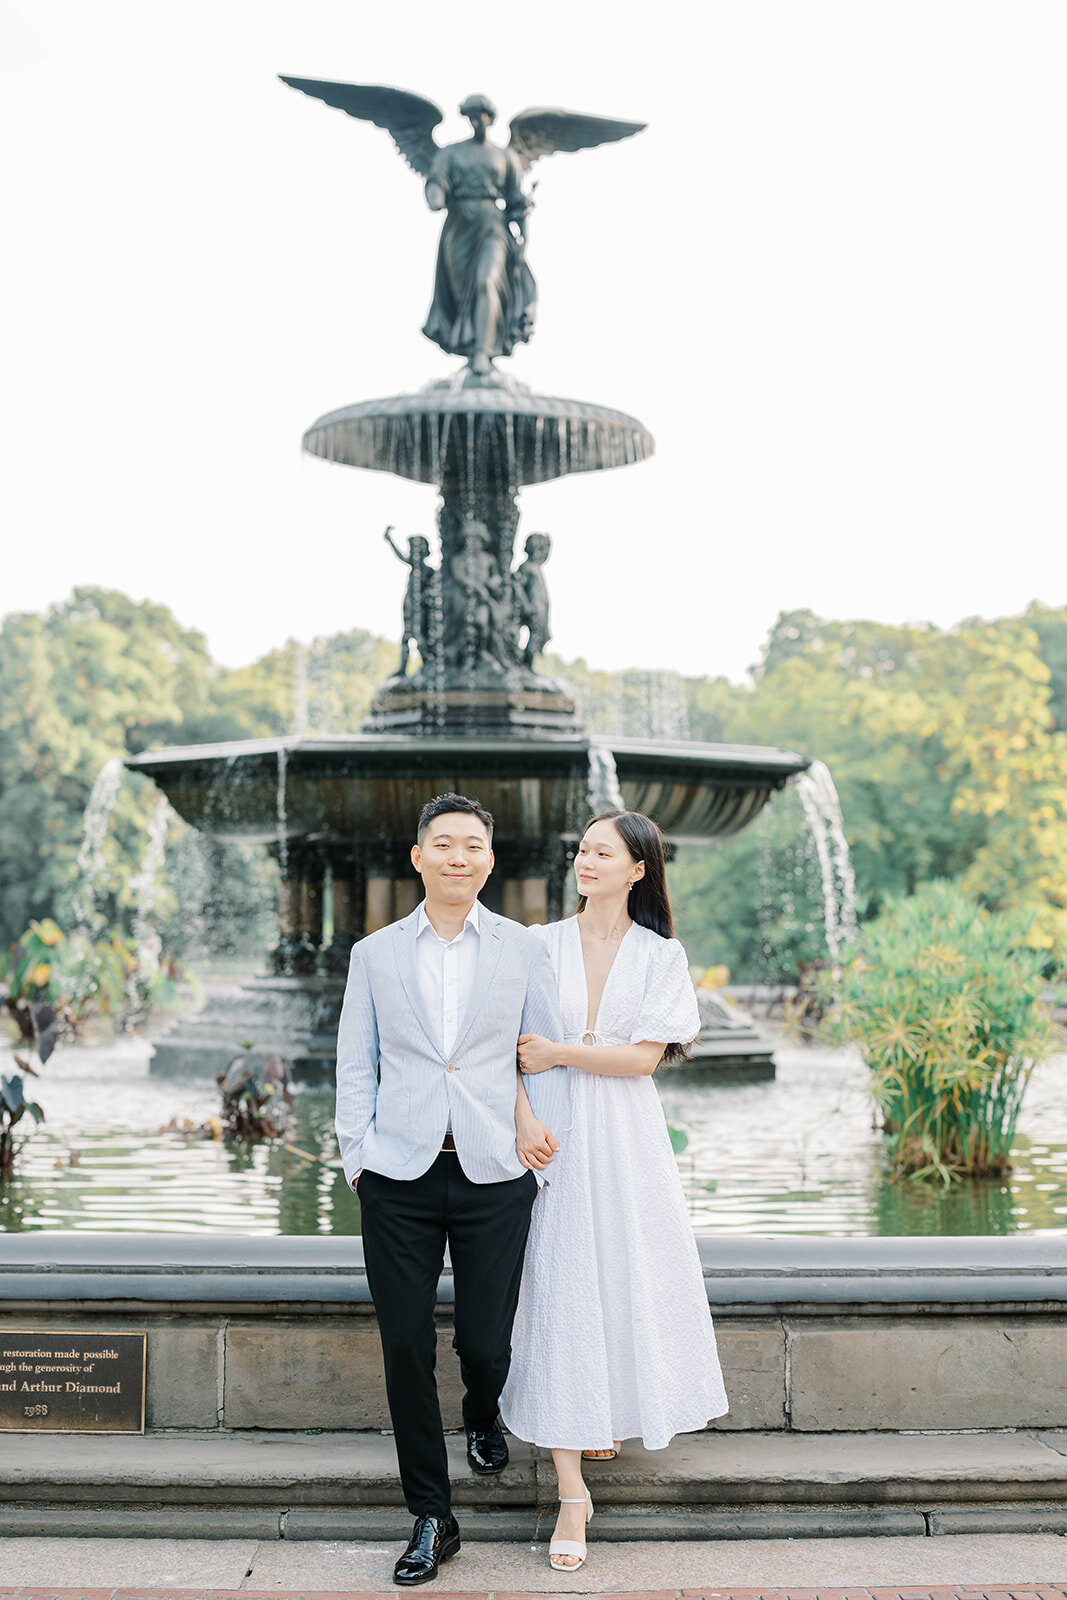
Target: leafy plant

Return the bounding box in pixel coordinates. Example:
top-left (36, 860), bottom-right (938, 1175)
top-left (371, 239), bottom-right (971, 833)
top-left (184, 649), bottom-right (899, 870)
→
top-left (818, 882), bottom-right (1059, 1181)
top-left (0, 1067), bottom-right (45, 1176)
top-left (1, 919), bottom-right (181, 1041)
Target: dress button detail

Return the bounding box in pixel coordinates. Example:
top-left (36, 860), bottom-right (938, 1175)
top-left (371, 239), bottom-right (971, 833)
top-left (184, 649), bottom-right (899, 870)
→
top-left (446, 1063), bottom-right (455, 1072)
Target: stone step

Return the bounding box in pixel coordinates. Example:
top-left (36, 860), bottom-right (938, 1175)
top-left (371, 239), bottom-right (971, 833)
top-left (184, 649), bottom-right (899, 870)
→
top-left (4, 1429), bottom-right (1067, 1540)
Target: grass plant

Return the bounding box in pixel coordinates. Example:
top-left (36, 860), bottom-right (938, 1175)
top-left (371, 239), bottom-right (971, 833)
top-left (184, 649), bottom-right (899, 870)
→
top-left (819, 882), bottom-right (1059, 1181)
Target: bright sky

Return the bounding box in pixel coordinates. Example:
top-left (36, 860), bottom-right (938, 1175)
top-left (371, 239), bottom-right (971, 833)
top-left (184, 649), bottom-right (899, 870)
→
top-left (2, 1), bottom-right (1064, 683)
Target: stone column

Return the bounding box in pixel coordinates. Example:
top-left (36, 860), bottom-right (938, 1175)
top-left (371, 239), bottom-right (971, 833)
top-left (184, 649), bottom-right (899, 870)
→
top-left (520, 876), bottom-right (548, 926)
top-left (548, 844), bottom-right (574, 923)
top-left (271, 853), bottom-right (303, 976)
top-left (298, 855), bottom-right (325, 976)
top-left (502, 881), bottom-right (524, 923)
top-left (393, 878), bottom-right (420, 919)
top-left (289, 848), bottom-right (322, 976)
top-left (325, 852), bottom-right (363, 977)
top-left (365, 875), bottom-right (393, 935)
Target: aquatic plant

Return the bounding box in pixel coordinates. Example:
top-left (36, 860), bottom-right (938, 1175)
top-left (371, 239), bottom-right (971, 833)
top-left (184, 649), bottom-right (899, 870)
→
top-left (0, 1068), bottom-right (44, 1177)
top-left (216, 1049), bottom-right (295, 1141)
top-left (819, 882), bottom-right (1059, 1181)
top-left (0, 923), bottom-right (60, 1177)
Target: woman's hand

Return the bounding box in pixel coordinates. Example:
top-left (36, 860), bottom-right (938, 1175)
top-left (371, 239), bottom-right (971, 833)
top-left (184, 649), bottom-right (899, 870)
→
top-left (518, 1033), bottom-right (564, 1075)
top-left (516, 1105), bottom-right (559, 1171)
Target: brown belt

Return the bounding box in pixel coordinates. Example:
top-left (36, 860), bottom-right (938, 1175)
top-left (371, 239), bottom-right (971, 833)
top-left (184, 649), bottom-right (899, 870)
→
top-left (441, 1132), bottom-right (457, 1152)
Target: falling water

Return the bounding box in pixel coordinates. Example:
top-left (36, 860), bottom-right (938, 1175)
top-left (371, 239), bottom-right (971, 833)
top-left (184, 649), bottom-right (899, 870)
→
top-left (130, 796), bottom-right (171, 964)
top-left (125, 796), bottom-right (172, 1018)
top-left (647, 671), bottom-right (691, 741)
top-left (276, 747), bottom-right (289, 880)
top-left (794, 760), bottom-right (858, 958)
top-left (587, 742), bottom-right (625, 814)
top-left (70, 757), bottom-right (125, 936)
top-left (291, 642), bottom-right (309, 735)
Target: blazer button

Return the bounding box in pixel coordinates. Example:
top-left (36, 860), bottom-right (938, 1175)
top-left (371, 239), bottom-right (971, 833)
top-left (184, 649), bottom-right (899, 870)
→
top-left (446, 1063), bottom-right (455, 1072)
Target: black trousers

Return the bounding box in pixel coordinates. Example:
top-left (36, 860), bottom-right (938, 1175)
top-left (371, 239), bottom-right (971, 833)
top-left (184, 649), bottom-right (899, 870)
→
top-left (358, 1153), bottom-right (537, 1517)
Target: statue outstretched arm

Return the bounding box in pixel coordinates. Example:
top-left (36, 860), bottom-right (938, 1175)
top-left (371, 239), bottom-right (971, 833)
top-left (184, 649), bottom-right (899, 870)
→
top-left (278, 78), bottom-right (444, 177)
top-left (382, 526), bottom-right (408, 565)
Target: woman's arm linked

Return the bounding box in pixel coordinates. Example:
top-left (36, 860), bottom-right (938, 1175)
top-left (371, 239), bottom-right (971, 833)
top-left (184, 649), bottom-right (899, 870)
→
top-left (518, 1034), bottom-right (665, 1079)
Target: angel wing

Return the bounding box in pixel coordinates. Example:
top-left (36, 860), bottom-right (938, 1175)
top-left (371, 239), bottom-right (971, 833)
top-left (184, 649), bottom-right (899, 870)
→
top-left (278, 78), bottom-right (444, 178)
top-left (508, 107), bottom-right (646, 174)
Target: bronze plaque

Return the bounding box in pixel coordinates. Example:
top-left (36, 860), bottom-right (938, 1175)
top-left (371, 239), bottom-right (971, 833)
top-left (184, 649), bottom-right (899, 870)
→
top-left (0, 1330), bottom-right (146, 1433)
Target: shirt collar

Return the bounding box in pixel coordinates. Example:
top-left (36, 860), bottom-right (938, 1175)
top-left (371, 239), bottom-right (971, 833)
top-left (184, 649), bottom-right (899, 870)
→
top-left (416, 900), bottom-right (481, 942)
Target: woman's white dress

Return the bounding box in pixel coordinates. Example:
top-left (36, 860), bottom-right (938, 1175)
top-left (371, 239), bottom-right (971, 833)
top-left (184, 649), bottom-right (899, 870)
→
top-left (500, 918), bottom-right (729, 1451)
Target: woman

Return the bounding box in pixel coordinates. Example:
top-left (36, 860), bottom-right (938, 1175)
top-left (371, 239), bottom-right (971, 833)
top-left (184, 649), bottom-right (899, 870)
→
top-left (421, 93), bottom-right (536, 372)
top-left (501, 809), bottom-right (728, 1572)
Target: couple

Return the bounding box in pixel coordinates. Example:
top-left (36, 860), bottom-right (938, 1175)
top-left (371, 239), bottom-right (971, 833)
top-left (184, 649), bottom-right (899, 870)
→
top-left (335, 791), bottom-right (728, 1585)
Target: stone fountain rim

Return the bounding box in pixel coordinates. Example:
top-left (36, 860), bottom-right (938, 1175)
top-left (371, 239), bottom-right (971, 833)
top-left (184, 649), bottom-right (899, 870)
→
top-left (305, 385), bottom-right (653, 432)
top-left (126, 733), bottom-right (810, 777)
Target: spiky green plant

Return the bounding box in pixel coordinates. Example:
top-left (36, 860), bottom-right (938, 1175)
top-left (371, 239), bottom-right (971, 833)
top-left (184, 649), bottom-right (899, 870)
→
top-left (819, 882), bottom-right (1058, 1181)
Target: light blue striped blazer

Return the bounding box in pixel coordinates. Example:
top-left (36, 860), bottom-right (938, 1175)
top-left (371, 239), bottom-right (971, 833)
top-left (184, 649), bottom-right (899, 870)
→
top-left (335, 904), bottom-right (569, 1187)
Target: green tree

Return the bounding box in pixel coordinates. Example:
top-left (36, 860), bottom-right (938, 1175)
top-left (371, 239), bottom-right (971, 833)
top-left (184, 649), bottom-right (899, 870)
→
top-left (0, 590), bottom-right (216, 944)
top-left (1024, 602), bottom-right (1067, 731)
top-left (929, 623), bottom-right (1067, 956)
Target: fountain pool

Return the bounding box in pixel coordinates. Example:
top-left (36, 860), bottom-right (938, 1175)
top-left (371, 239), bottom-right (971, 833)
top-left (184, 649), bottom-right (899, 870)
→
top-left (3, 1037), bottom-right (1065, 1238)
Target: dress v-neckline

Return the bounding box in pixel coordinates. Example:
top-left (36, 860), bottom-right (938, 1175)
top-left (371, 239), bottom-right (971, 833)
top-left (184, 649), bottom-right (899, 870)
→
top-left (574, 916), bottom-right (634, 1037)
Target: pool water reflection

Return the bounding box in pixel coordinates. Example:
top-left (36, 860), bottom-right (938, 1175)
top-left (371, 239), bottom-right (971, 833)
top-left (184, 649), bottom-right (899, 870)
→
top-left (1, 1038), bottom-right (1065, 1237)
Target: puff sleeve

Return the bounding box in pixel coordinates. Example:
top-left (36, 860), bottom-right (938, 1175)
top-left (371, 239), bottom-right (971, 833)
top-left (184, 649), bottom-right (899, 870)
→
top-left (629, 936), bottom-right (700, 1046)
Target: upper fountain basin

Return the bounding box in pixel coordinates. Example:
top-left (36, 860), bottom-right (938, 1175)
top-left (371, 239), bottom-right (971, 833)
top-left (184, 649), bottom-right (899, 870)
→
top-left (302, 367), bottom-right (655, 486)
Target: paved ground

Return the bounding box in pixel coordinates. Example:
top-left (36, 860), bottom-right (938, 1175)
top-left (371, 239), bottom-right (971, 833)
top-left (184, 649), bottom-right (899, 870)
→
top-left (4, 1591), bottom-right (1065, 1600)
top-left (0, 1534), bottom-right (1066, 1595)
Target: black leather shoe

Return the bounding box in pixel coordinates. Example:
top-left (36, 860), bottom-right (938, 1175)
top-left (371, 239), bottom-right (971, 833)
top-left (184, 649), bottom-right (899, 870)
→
top-left (393, 1512), bottom-right (460, 1587)
top-left (466, 1418), bottom-right (509, 1474)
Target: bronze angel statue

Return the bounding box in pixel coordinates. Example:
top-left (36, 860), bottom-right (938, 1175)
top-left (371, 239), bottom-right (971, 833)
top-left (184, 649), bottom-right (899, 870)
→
top-left (279, 79), bottom-right (645, 374)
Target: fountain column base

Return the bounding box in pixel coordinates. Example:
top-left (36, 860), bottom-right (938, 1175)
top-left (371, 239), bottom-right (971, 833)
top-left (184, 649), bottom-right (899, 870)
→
top-left (363, 673), bottom-right (581, 738)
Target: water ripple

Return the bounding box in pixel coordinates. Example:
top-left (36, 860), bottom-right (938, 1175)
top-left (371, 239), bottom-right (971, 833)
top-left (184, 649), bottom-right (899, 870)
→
top-left (2, 1037), bottom-right (1065, 1237)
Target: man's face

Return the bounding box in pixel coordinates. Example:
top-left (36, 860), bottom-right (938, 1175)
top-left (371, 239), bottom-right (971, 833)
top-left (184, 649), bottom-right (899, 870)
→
top-left (411, 812), bottom-right (494, 903)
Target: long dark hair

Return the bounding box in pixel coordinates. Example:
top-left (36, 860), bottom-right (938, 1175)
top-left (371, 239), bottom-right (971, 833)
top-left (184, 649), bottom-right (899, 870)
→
top-left (576, 808), bottom-right (689, 1063)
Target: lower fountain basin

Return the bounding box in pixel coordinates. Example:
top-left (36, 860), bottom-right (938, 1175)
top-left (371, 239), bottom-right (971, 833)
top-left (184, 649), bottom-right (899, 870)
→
top-left (126, 733), bottom-right (806, 1076)
top-left (126, 733), bottom-right (809, 850)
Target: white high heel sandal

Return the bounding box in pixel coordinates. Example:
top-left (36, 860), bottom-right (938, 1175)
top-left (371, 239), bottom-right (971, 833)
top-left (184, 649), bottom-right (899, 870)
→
top-left (548, 1489), bottom-right (593, 1571)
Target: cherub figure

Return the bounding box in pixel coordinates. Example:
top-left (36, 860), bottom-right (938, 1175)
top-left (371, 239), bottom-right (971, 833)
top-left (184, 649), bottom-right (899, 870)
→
top-left (514, 532), bottom-right (552, 666)
top-left (384, 526), bottom-right (436, 675)
top-left (446, 520), bottom-right (511, 671)
top-left (279, 77), bottom-right (645, 374)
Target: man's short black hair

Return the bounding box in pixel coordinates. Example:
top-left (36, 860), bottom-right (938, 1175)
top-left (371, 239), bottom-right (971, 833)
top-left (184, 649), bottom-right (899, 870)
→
top-left (417, 792), bottom-right (494, 844)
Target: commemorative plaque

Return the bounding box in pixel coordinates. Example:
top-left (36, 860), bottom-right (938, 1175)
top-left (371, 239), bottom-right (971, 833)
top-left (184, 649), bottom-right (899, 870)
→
top-left (0, 1330), bottom-right (146, 1433)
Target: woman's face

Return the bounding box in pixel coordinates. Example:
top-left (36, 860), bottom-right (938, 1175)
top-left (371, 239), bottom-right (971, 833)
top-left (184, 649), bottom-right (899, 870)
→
top-left (574, 819), bottom-right (644, 901)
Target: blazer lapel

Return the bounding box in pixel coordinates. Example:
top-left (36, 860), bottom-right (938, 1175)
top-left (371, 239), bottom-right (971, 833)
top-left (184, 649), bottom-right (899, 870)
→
top-left (392, 910), bottom-right (444, 1060)
top-left (450, 907), bottom-right (505, 1058)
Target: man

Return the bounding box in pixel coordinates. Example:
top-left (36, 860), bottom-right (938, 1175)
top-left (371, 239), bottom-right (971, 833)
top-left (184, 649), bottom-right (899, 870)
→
top-left (335, 792), bottom-right (567, 1586)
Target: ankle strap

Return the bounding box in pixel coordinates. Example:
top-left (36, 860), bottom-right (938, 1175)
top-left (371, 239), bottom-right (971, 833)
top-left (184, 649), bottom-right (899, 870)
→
top-left (559, 1495), bottom-right (587, 1502)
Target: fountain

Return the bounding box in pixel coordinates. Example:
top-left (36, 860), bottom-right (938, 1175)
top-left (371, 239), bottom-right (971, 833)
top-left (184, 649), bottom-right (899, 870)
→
top-left (126, 78), bottom-right (809, 1076)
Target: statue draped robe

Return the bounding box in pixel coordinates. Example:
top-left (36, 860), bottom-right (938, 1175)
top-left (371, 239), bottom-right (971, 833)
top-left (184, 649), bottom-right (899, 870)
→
top-left (421, 139), bottom-right (537, 360)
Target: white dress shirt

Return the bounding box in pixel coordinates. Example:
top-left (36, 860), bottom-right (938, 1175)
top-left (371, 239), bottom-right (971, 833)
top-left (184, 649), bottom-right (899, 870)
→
top-left (415, 899), bottom-right (481, 1058)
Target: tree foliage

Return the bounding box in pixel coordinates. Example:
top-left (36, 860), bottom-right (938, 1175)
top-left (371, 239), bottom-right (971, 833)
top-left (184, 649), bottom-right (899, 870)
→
top-left (1, 589), bottom-right (1064, 982)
